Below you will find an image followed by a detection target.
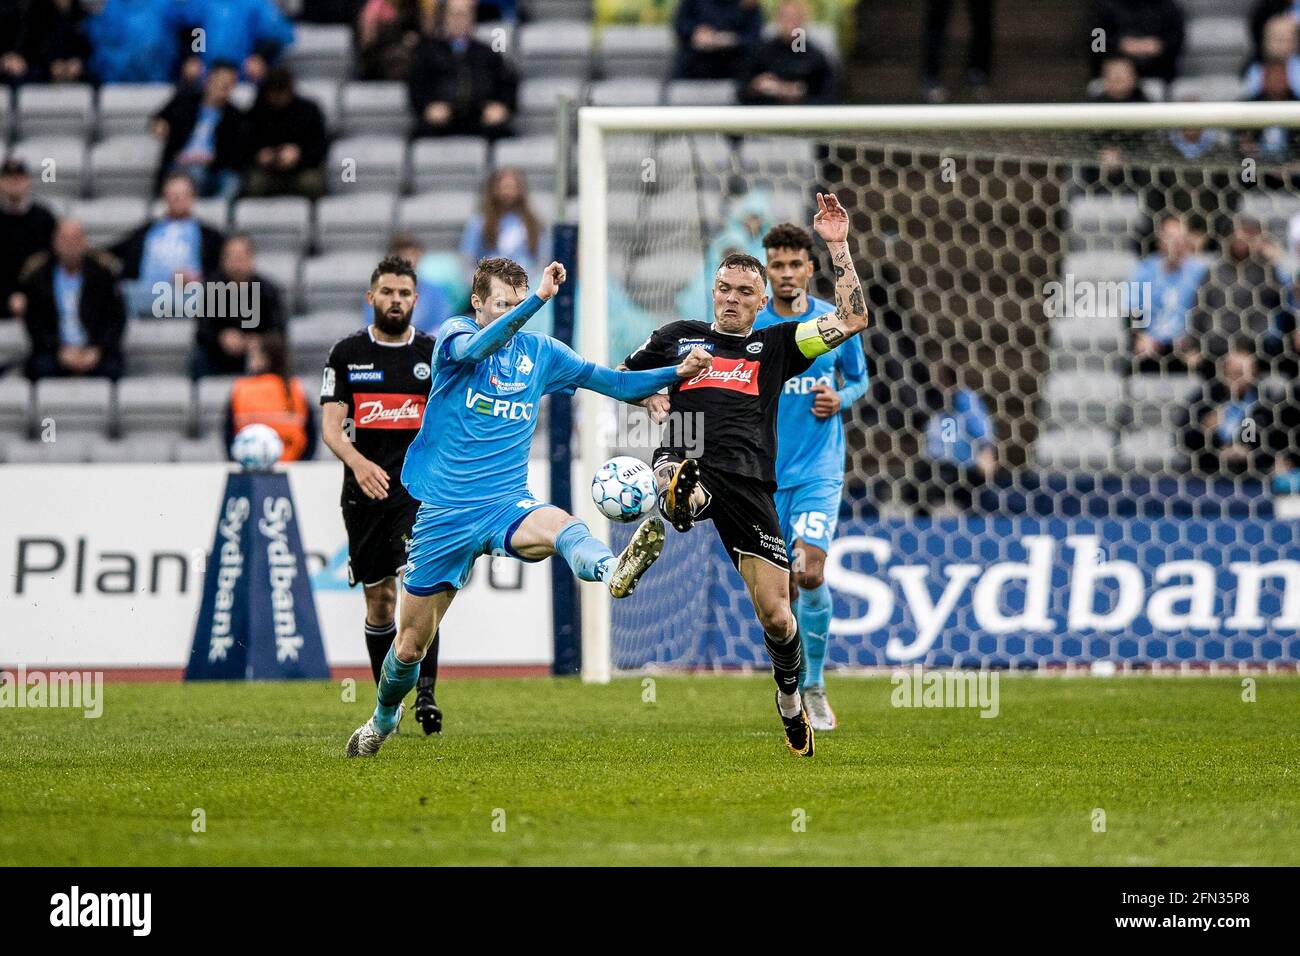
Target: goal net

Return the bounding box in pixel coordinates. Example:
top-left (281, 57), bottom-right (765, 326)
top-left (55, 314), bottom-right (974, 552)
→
top-left (575, 104), bottom-right (1300, 681)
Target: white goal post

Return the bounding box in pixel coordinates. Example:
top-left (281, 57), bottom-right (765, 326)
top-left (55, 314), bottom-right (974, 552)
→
top-left (576, 102), bottom-right (1300, 684)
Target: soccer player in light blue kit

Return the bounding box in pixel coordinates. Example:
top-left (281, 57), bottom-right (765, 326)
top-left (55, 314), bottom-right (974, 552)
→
top-left (346, 256), bottom-right (713, 757)
top-left (752, 224), bottom-right (867, 731)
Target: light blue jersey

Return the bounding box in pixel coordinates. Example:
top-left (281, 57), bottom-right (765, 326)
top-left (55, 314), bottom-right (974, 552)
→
top-left (401, 316), bottom-right (593, 507)
top-left (753, 295), bottom-right (868, 489)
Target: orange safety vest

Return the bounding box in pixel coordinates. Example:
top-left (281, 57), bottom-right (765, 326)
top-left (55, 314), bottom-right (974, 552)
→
top-left (230, 374), bottom-right (311, 462)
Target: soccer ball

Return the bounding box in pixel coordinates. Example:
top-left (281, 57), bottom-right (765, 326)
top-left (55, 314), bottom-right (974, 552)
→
top-left (230, 424), bottom-right (284, 471)
top-left (591, 456), bottom-right (656, 522)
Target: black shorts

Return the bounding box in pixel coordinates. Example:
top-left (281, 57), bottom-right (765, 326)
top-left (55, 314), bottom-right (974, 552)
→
top-left (654, 454), bottom-right (789, 571)
top-left (341, 492), bottom-right (421, 587)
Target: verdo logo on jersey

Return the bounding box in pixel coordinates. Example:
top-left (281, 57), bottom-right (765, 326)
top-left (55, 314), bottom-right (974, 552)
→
top-left (784, 372), bottom-right (833, 395)
top-left (680, 357), bottom-right (760, 395)
top-left (466, 388), bottom-right (534, 420)
top-left (354, 393), bottom-right (426, 429)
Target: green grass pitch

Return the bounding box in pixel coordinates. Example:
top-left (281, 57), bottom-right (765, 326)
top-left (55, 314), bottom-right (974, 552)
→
top-left (2, 674), bottom-right (1297, 866)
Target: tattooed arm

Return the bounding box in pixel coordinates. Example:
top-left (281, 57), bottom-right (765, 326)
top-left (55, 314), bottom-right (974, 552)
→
top-left (794, 192), bottom-right (869, 360)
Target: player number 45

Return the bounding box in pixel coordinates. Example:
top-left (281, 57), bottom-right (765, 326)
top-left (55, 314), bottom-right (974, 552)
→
top-left (792, 511), bottom-right (829, 540)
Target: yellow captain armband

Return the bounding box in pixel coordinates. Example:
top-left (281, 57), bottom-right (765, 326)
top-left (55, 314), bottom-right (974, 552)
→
top-left (794, 318), bottom-right (832, 359)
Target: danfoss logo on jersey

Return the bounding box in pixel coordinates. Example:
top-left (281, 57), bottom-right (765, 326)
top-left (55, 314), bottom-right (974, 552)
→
top-left (680, 357), bottom-right (760, 394)
top-left (466, 388), bottom-right (534, 420)
top-left (354, 393), bottom-right (426, 429)
top-left (827, 533), bottom-right (1300, 661)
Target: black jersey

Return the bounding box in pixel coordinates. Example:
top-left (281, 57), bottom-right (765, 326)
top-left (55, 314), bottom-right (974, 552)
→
top-left (320, 327), bottom-right (436, 500)
top-left (621, 319), bottom-right (815, 487)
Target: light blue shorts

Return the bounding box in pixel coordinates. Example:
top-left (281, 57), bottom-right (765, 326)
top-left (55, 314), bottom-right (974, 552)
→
top-left (403, 493), bottom-right (551, 596)
top-left (774, 478), bottom-right (843, 558)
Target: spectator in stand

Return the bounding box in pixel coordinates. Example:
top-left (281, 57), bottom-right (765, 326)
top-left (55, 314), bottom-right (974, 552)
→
top-left (1180, 344), bottom-right (1282, 475)
top-left (910, 359), bottom-right (995, 514)
top-left (190, 234), bottom-right (286, 379)
top-left (1242, 60), bottom-right (1300, 171)
top-left (920, 0), bottom-right (995, 104)
top-left (739, 0), bottom-right (835, 106)
top-left (225, 331), bottom-right (318, 463)
top-left (1189, 217), bottom-right (1291, 373)
top-left (243, 67), bottom-right (327, 199)
top-left (85, 0), bottom-right (185, 84)
top-left (152, 61), bottom-right (246, 200)
top-left (0, 157), bottom-right (56, 320)
top-left (1250, 0), bottom-right (1300, 65)
top-left (673, 0), bottom-right (764, 81)
top-left (1087, 56), bottom-right (1149, 173)
top-left (109, 172), bottom-right (226, 317)
top-left (408, 0), bottom-right (517, 140)
top-left (356, 0), bottom-right (423, 80)
top-left (1130, 215), bottom-right (1209, 374)
top-left (177, 0), bottom-right (295, 84)
top-left (460, 168), bottom-right (547, 282)
top-left (1244, 14), bottom-right (1300, 98)
top-left (19, 219), bottom-right (126, 380)
top-left (1090, 0), bottom-right (1184, 85)
top-left (1, 0), bottom-right (90, 84)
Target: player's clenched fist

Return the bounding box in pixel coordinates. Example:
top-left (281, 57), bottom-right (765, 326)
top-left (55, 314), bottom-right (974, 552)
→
top-left (813, 192), bottom-right (849, 243)
top-left (537, 261), bottom-right (567, 300)
top-left (353, 456), bottom-right (391, 500)
top-left (675, 346), bottom-right (713, 378)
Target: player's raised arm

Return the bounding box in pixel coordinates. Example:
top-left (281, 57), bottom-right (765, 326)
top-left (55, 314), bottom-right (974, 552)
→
top-left (794, 193), bottom-right (869, 359)
top-left (580, 346), bottom-right (712, 403)
top-left (444, 261), bottom-right (566, 364)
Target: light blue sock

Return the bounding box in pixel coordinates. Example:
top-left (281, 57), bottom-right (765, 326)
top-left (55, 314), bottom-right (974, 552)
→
top-left (797, 582), bottom-right (832, 690)
top-left (373, 644), bottom-right (421, 734)
top-left (554, 520), bottom-right (615, 582)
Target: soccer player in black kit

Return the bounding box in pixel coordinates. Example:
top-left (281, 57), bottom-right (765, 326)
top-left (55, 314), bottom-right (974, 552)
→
top-left (321, 255), bottom-right (443, 734)
top-left (621, 194), bottom-right (868, 756)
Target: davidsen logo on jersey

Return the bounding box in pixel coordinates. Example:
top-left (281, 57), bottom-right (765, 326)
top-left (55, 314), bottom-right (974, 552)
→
top-left (466, 388), bottom-right (534, 420)
top-left (680, 357), bottom-right (760, 395)
top-left (354, 393), bottom-right (426, 429)
top-left (348, 370), bottom-right (384, 383)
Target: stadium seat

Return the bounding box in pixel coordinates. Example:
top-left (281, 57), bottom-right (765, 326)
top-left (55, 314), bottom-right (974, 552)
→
top-left (1183, 18), bottom-right (1251, 77)
top-left (301, 253), bottom-right (385, 312)
top-left (0, 323), bottom-right (29, 374)
top-left (115, 375), bottom-right (194, 436)
top-left (602, 133), bottom-right (656, 191)
top-left (588, 78), bottom-right (663, 107)
top-left (0, 376), bottom-right (33, 435)
top-left (33, 378), bottom-right (113, 435)
top-left (72, 197), bottom-right (149, 249)
top-left (410, 137), bottom-right (489, 194)
top-left (627, 249), bottom-right (701, 303)
top-left (174, 433), bottom-right (226, 462)
top-left (664, 81), bottom-right (738, 106)
top-left (1060, 250), bottom-right (1138, 285)
top-left (1049, 312), bottom-right (1125, 355)
top-left (122, 318), bottom-right (196, 376)
top-left (97, 84), bottom-right (172, 138)
top-left (195, 376), bottom-right (238, 436)
top-left (316, 192), bottom-right (397, 253)
top-left (397, 191), bottom-right (477, 250)
top-left (518, 20), bottom-right (594, 79)
top-left (87, 433), bottom-right (177, 463)
top-left (598, 25), bottom-right (674, 79)
top-left (1067, 194), bottom-right (1142, 252)
top-left (518, 77), bottom-right (585, 135)
top-left (287, 24), bottom-right (355, 79)
top-left (1042, 370), bottom-right (1124, 427)
top-left (149, 196), bottom-right (229, 232)
top-left (0, 86), bottom-right (11, 141)
top-left (340, 82), bottom-right (411, 137)
top-left (12, 137), bottom-right (87, 198)
top-left (739, 137), bottom-right (816, 183)
top-left (1116, 428), bottom-right (1181, 472)
top-left (297, 78), bottom-right (341, 134)
top-left (1168, 74), bottom-right (1246, 104)
top-left (1, 433), bottom-right (95, 463)
top-left (17, 84), bottom-right (94, 138)
top-left (234, 196), bottom-right (313, 252)
top-left (492, 134), bottom-right (558, 184)
top-left (291, 310), bottom-right (365, 376)
top-left (1034, 427), bottom-right (1116, 471)
top-left (1129, 373), bottom-right (1201, 404)
top-left (327, 136), bottom-right (407, 195)
top-left (90, 135), bottom-right (162, 198)
top-left (1239, 192), bottom-right (1300, 245)
top-left (529, 0), bottom-right (591, 20)
top-left (255, 251), bottom-right (302, 314)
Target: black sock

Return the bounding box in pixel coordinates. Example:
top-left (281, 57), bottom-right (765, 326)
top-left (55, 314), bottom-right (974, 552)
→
top-left (364, 620), bottom-right (397, 685)
top-left (764, 625), bottom-right (803, 697)
top-left (417, 628), bottom-right (440, 696)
